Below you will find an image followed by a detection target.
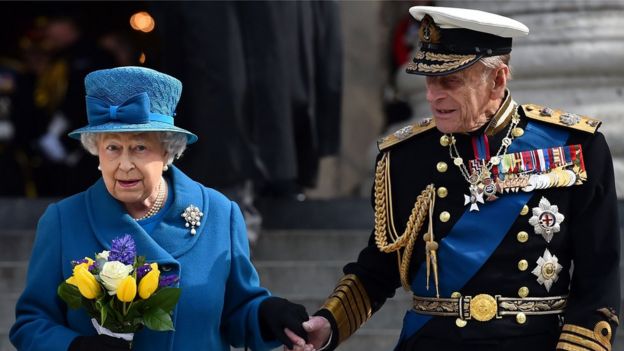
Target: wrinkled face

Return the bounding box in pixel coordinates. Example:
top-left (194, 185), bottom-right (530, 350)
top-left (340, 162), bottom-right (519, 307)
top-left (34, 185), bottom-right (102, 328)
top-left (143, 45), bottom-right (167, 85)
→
top-left (425, 64), bottom-right (494, 134)
top-left (97, 132), bottom-right (167, 206)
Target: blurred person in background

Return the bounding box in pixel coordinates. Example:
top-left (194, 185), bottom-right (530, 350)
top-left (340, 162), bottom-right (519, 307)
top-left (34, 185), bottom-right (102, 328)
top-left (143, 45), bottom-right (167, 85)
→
top-left (20, 14), bottom-right (115, 197)
top-left (151, 1), bottom-right (343, 243)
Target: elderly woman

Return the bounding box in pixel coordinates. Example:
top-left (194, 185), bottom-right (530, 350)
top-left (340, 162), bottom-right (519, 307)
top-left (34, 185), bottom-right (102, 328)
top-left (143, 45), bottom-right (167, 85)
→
top-left (10, 67), bottom-right (310, 351)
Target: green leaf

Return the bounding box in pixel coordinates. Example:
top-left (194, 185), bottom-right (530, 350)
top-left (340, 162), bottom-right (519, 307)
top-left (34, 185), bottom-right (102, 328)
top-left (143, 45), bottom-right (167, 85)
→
top-left (100, 304), bottom-right (108, 327)
top-left (143, 288), bottom-right (181, 313)
top-left (143, 308), bottom-right (174, 331)
top-left (57, 283), bottom-right (82, 309)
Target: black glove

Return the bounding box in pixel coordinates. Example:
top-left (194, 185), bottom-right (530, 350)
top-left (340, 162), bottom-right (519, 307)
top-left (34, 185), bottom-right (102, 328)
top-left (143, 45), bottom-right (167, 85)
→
top-left (68, 335), bottom-right (131, 351)
top-left (258, 296), bottom-right (309, 348)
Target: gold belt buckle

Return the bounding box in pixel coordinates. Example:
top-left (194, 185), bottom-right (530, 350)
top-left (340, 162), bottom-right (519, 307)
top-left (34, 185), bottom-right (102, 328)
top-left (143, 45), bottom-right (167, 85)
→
top-left (467, 294), bottom-right (498, 322)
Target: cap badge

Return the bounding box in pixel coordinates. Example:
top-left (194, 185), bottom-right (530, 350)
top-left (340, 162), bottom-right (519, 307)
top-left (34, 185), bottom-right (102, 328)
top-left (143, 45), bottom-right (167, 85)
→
top-left (419, 15), bottom-right (440, 44)
top-left (532, 248), bottom-right (563, 292)
top-left (528, 197), bottom-right (565, 243)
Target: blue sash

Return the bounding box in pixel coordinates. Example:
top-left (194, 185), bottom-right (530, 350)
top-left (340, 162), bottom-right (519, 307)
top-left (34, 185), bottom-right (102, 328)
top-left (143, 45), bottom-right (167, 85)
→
top-left (396, 121), bottom-right (569, 347)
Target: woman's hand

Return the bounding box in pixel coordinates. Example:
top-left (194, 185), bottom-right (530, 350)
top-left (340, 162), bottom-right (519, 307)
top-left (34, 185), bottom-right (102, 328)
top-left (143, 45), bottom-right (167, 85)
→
top-left (68, 335), bottom-right (131, 351)
top-left (258, 297), bottom-right (311, 349)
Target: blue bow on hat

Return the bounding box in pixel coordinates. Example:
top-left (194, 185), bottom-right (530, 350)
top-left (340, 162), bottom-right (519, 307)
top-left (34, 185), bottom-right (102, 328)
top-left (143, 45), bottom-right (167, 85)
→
top-left (68, 66), bottom-right (197, 144)
top-left (86, 92), bottom-right (174, 126)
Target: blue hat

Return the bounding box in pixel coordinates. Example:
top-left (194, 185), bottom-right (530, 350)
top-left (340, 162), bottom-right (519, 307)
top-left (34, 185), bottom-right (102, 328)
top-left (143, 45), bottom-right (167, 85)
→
top-left (68, 66), bottom-right (197, 144)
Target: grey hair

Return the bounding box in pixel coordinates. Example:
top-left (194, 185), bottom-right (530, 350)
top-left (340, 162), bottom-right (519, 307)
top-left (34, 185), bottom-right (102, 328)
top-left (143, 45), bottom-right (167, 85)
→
top-left (80, 131), bottom-right (187, 165)
top-left (478, 54), bottom-right (512, 80)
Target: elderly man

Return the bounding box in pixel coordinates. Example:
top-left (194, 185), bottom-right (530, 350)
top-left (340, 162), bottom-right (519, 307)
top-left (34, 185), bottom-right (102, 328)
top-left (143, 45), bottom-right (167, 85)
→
top-left (290, 6), bottom-right (620, 351)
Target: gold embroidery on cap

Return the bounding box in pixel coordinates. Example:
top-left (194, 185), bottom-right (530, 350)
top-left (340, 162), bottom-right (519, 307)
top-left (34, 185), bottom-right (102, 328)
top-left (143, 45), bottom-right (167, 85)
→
top-left (425, 52), bottom-right (477, 62)
top-left (416, 56), bottom-right (477, 73)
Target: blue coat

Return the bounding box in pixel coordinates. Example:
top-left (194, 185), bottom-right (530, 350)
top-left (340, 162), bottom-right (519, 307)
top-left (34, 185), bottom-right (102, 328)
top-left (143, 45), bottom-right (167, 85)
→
top-left (10, 166), bottom-right (279, 351)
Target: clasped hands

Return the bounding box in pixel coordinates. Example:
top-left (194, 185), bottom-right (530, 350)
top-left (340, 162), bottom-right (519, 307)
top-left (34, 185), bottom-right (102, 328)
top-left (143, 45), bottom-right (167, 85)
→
top-left (258, 297), bottom-right (332, 351)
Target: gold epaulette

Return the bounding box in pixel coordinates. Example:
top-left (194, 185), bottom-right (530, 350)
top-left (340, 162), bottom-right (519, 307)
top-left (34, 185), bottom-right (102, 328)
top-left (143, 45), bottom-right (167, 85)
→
top-left (522, 104), bottom-right (601, 134)
top-left (557, 322), bottom-right (612, 351)
top-left (321, 274), bottom-right (372, 344)
top-left (377, 118), bottom-right (436, 151)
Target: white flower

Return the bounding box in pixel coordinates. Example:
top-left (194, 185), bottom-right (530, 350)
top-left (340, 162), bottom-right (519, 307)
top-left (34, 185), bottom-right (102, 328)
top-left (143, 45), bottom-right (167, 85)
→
top-left (96, 250), bottom-right (110, 261)
top-left (99, 261), bottom-right (134, 295)
top-left (531, 248), bottom-right (563, 292)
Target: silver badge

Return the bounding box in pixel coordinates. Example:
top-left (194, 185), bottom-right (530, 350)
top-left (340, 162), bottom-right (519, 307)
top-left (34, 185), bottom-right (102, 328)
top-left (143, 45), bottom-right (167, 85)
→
top-left (559, 113), bottom-right (581, 126)
top-left (528, 197), bottom-right (565, 243)
top-left (531, 248), bottom-right (563, 292)
top-left (463, 185), bottom-right (484, 212)
top-left (539, 107), bottom-right (553, 117)
top-left (182, 205), bottom-right (203, 235)
top-left (393, 125), bottom-right (413, 139)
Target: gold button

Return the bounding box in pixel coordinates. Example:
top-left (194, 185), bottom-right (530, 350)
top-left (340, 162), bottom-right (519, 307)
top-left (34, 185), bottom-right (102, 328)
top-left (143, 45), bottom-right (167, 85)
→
top-left (439, 211), bottom-right (451, 222)
top-left (516, 312), bottom-right (527, 324)
top-left (512, 127), bottom-right (524, 138)
top-left (451, 291), bottom-right (461, 298)
top-left (517, 231), bottom-right (529, 243)
top-left (436, 162), bottom-right (448, 173)
top-left (440, 135), bottom-right (450, 147)
top-left (437, 187), bottom-right (448, 198)
top-left (518, 286), bottom-right (529, 298)
top-left (518, 259), bottom-right (528, 271)
top-left (455, 318), bottom-right (467, 328)
top-left (520, 205), bottom-right (529, 216)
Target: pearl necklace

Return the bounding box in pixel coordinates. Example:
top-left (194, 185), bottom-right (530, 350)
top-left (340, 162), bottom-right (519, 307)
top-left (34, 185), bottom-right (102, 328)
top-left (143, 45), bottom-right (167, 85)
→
top-left (134, 178), bottom-right (166, 221)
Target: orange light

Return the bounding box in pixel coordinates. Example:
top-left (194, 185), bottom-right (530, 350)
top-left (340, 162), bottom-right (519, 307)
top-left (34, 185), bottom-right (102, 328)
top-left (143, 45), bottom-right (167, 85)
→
top-left (139, 52), bottom-right (146, 64)
top-left (130, 11), bottom-right (155, 33)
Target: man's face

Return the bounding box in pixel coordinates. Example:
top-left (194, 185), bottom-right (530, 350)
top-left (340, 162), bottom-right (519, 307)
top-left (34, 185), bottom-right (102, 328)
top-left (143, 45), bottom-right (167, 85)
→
top-left (425, 64), bottom-right (494, 134)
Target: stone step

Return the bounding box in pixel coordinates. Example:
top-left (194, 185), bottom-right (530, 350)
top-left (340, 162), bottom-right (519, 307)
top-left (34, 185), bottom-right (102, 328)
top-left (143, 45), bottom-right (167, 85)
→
top-left (0, 230), bottom-right (35, 261)
top-left (0, 333), bottom-right (16, 351)
top-left (0, 294), bottom-right (17, 337)
top-left (0, 262), bottom-right (27, 294)
top-left (252, 229), bottom-right (369, 261)
top-left (255, 261), bottom-right (347, 297)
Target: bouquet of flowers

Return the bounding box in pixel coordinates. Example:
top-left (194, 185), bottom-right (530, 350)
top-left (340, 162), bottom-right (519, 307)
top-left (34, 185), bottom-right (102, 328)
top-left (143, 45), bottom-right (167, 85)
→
top-left (58, 235), bottom-right (181, 344)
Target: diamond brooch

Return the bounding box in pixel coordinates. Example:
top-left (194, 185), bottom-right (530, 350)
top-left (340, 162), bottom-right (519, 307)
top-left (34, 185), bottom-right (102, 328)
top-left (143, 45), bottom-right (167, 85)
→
top-left (182, 205), bottom-right (203, 235)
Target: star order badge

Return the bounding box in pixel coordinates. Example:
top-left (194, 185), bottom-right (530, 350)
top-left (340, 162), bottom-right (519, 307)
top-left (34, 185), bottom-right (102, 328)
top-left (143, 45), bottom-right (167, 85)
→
top-left (532, 248), bottom-right (563, 292)
top-left (528, 197), bottom-right (565, 243)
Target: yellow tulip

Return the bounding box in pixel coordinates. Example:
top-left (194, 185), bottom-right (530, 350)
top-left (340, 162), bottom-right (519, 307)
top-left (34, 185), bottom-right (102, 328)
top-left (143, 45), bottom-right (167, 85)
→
top-left (66, 265), bottom-right (101, 299)
top-left (138, 266), bottom-right (160, 299)
top-left (116, 276), bottom-right (137, 302)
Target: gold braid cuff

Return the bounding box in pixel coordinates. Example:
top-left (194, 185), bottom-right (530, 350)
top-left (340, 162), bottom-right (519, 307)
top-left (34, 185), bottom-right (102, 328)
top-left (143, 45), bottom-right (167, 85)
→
top-left (557, 322), bottom-right (612, 351)
top-left (374, 151), bottom-right (435, 290)
top-left (321, 274), bottom-right (372, 344)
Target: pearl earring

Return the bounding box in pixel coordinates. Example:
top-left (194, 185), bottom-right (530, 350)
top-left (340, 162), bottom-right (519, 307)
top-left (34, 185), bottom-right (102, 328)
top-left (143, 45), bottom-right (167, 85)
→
top-left (98, 165), bottom-right (101, 171)
top-left (163, 165), bottom-right (169, 171)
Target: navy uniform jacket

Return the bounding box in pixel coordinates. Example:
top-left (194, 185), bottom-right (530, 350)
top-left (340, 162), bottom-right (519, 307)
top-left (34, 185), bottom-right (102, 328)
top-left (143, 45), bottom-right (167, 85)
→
top-left (317, 94), bottom-right (620, 351)
top-left (10, 166), bottom-right (279, 351)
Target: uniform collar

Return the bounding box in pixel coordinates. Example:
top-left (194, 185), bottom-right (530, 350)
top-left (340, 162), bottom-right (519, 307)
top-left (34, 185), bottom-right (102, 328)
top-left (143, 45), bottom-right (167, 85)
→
top-left (484, 89), bottom-right (516, 136)
top-left (84, 165), bottom-right (207, 263)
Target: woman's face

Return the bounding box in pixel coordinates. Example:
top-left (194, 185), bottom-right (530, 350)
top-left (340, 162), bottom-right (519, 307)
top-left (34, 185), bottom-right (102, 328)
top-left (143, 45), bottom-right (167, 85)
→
top-left (97, 132), bottom-right (167, 206)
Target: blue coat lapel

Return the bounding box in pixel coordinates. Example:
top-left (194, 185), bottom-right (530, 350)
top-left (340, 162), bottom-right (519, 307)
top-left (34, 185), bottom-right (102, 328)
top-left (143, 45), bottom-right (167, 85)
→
top-left (84, 165), bottom-right (208, 264)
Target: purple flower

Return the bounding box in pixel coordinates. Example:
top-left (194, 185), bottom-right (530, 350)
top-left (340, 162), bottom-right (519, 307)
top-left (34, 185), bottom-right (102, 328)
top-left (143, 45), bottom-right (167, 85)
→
top-left (159, 274), bottom-right (179, 287)
top-left (136, 264), bottom-right (152, 280)
top-left (108, 235), bottom-right (136, 265)
top-left (71, 258), bottom-right (89, 266)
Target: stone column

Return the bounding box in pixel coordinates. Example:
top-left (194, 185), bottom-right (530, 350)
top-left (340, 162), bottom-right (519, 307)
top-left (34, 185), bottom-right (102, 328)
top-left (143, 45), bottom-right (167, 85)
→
top-left (396, 1), bottom-right (624, 197)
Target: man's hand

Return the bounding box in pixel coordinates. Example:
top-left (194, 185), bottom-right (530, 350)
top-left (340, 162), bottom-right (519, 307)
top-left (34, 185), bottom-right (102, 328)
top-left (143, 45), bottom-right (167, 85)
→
top-left (283, 316), bottom-right (331, 351)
